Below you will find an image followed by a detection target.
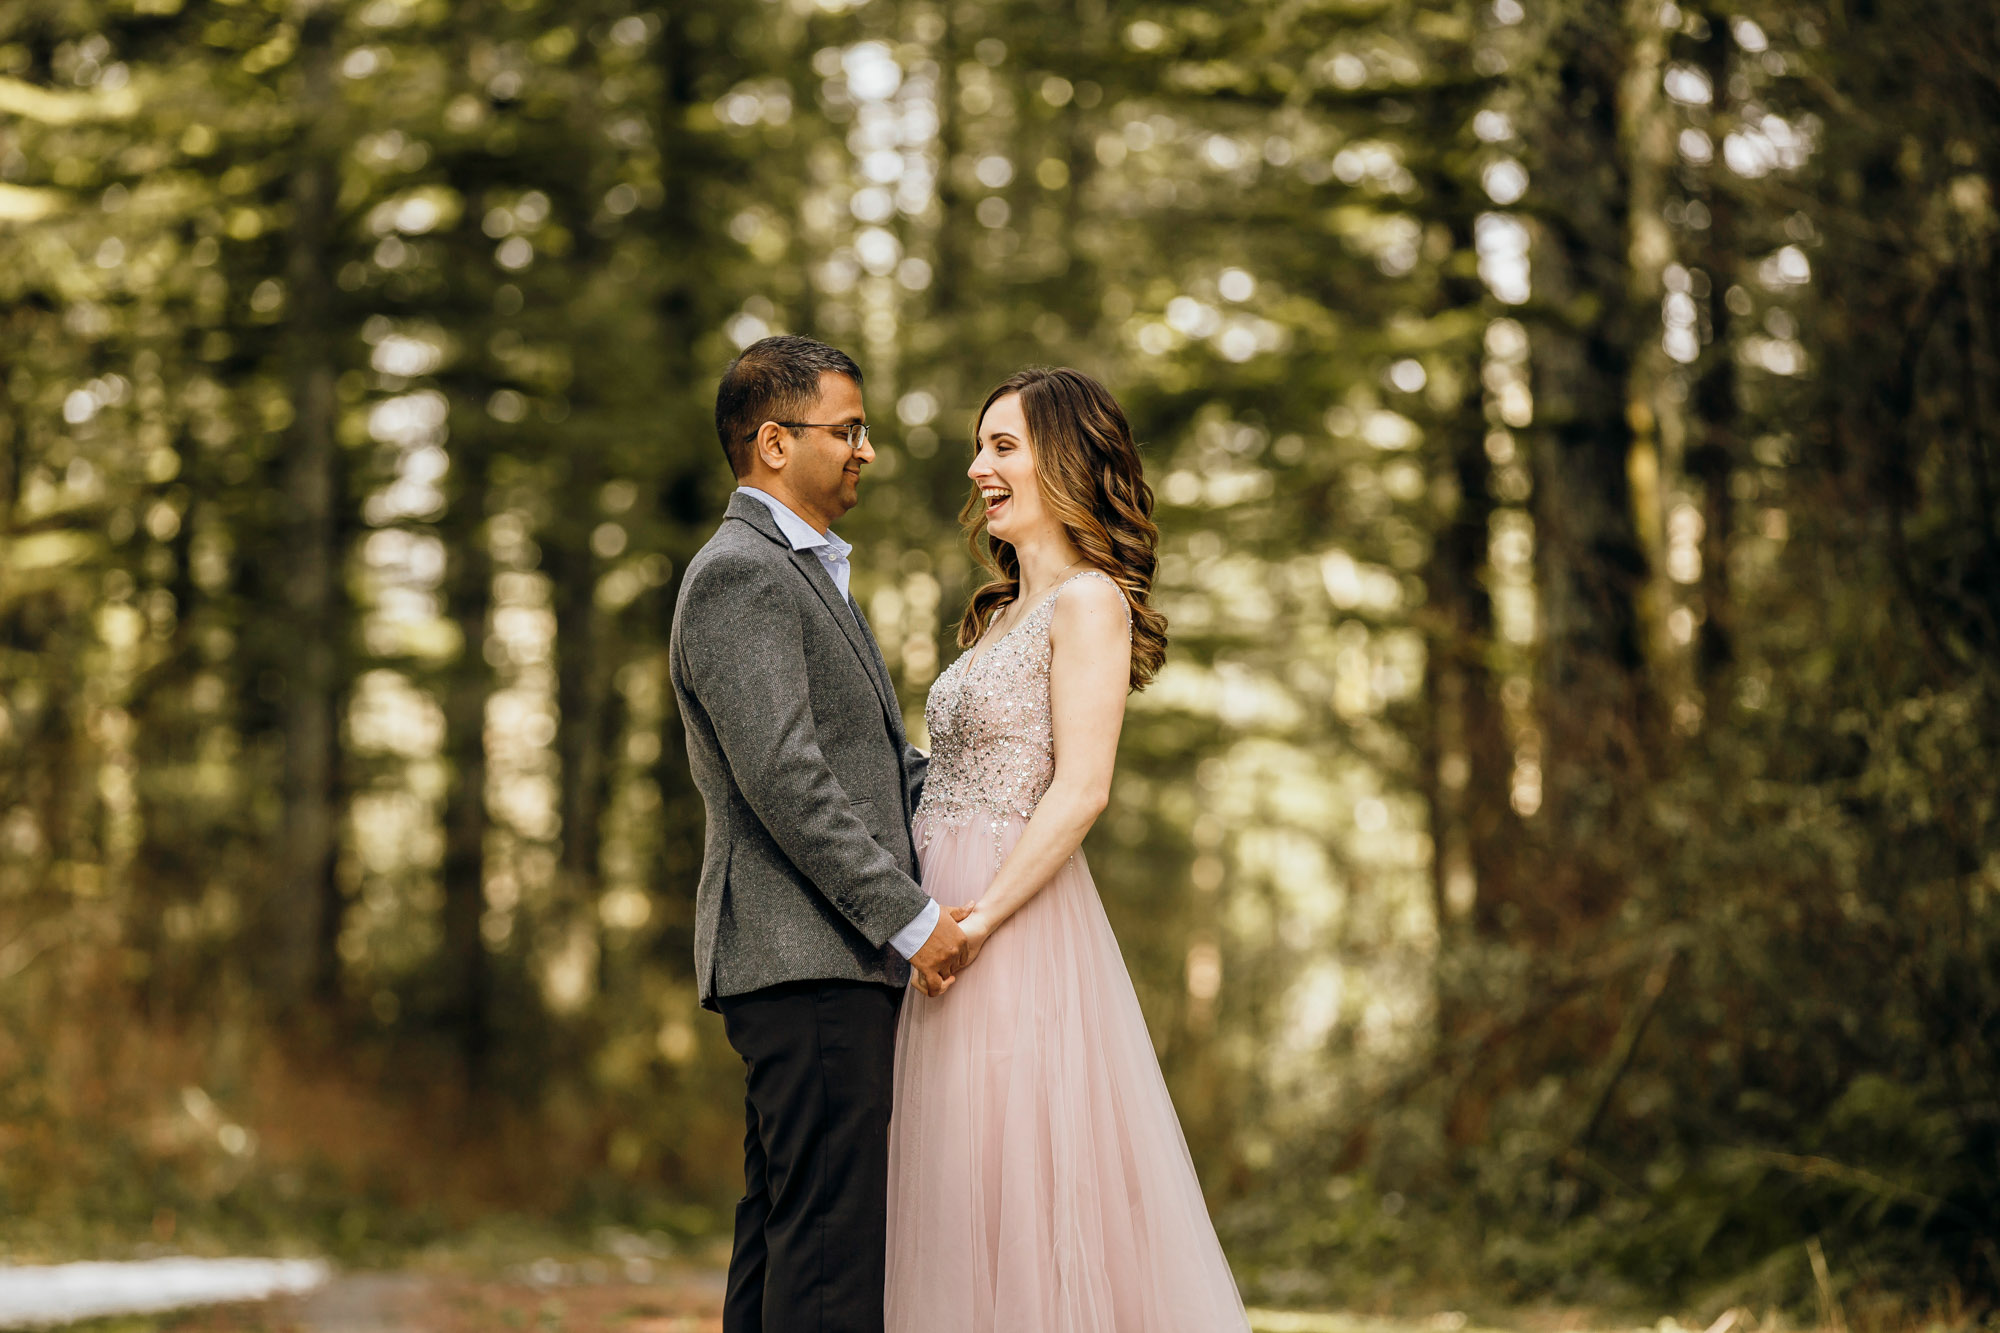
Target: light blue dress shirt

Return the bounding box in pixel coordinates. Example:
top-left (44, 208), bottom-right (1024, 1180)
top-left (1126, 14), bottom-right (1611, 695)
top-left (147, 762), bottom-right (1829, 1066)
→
top-left (734, 486), bottom-right (941, 961)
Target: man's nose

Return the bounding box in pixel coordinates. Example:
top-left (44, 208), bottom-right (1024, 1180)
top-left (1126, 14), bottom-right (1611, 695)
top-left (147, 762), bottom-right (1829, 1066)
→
top-left (854, 435), bottom-right (875, 464)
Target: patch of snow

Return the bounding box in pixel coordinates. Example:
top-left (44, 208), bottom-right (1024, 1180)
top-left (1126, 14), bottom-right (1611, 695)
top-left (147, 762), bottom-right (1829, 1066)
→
top-left (0, 1258), bottom-right (329, 1326)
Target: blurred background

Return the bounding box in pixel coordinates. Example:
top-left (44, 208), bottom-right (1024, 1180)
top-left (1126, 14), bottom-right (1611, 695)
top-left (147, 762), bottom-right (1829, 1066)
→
top-left (0, 0), bottom-right (1995, 1320)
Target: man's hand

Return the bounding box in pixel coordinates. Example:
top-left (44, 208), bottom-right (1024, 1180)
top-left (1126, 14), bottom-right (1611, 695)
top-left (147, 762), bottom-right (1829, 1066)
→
top-left (908, 908), bottom-right (969, 998)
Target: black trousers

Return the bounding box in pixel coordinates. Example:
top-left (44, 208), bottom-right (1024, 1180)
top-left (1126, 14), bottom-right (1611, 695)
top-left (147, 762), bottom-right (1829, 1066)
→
top-left (717, 978), bottom-right (903, 1333)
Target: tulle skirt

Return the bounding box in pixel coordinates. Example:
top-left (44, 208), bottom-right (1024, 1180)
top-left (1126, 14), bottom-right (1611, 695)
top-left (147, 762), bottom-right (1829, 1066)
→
top-left (886, 810), bottom-right (1250, 1333)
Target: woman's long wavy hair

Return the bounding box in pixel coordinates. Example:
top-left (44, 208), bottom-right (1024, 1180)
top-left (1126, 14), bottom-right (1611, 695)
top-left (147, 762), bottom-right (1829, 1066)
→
top-left (956, 367), bottom-right (1168, 691)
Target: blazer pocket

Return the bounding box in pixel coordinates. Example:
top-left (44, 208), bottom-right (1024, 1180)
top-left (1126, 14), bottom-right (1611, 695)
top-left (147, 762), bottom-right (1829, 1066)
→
top-left (848, 797), bottom-right (879, 836)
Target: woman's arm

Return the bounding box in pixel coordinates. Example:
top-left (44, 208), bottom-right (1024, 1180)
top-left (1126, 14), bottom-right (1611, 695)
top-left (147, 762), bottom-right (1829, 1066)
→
top-left (955, 575), bottom-right (1130, 961)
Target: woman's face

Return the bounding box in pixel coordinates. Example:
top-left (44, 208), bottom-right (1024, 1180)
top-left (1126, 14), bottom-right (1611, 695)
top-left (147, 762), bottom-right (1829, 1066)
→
top-left (969, 392), bottom-right (1051, 547)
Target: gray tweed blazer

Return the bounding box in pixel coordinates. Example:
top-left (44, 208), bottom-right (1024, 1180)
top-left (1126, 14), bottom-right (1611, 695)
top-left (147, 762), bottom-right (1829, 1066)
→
top-left (669, 491), bottom-right (930, 1009)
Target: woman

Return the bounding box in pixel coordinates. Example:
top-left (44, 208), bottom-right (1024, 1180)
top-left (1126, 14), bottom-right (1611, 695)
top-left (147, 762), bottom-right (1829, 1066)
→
top-left (886, 368), bottom-right (1250, 1331)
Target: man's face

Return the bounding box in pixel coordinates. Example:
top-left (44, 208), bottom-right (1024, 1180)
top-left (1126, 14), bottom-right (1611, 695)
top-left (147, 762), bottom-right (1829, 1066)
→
top-left (787, 371), bottom-right (872, 525)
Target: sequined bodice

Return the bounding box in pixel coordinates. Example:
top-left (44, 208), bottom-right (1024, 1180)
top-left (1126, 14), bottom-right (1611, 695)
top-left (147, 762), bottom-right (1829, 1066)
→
top-left (917, 570), bottom-right (1124, 828)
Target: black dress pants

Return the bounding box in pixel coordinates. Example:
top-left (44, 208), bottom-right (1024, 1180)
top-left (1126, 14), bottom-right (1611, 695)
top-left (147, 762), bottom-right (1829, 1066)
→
top-left (717, 978), bottom-right (903, 1333)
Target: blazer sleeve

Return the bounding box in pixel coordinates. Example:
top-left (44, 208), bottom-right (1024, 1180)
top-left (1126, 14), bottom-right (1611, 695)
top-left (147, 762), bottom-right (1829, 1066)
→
top-left (902, 741), bottom-right (928, 816)
top-left (675, 553), bottom-right (931, 947)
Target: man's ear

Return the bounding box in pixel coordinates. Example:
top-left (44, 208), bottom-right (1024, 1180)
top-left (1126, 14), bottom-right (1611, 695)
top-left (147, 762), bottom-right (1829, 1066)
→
top-left (753, 421), bottom-right (791, 473)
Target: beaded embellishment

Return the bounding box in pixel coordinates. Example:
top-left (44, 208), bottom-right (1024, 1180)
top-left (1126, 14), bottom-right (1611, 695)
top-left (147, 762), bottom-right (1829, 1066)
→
top-left (915, 570), bottom-right (1130, 866)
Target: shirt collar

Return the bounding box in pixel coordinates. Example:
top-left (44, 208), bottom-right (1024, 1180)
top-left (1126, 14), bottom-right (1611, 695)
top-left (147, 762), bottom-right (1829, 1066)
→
top-left (736, 485), bottom-right (850, 562)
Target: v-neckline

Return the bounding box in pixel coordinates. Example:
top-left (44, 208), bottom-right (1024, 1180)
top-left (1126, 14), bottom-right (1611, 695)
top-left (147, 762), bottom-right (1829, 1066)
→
top-left (961, 573), bottom-right (1083, 676)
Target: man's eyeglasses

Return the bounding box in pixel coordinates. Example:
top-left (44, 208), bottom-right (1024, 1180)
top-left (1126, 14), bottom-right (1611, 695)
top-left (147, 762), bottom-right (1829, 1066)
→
top-left (767, 421), bottom-right (871, 451)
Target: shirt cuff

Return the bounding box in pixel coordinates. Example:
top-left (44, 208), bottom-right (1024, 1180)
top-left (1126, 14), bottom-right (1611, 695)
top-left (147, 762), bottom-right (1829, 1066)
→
top-left (888, 899), bottom-right (941, 960)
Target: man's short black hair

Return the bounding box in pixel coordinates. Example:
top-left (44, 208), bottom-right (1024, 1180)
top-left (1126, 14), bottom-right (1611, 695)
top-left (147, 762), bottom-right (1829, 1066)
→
top-left (714, 335), bottom-right (864, 478)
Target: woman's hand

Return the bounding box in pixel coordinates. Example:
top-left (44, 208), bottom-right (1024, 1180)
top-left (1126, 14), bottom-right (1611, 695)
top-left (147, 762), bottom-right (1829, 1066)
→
top-left (949, 903), bottom-right (996, 969)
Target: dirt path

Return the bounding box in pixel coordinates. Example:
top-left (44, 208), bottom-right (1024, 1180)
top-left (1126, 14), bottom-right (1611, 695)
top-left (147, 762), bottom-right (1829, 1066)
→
top-left (292, 1275), bottom-right (431, 1333)
top-left (300, 1269), bottom-right (724, 1333)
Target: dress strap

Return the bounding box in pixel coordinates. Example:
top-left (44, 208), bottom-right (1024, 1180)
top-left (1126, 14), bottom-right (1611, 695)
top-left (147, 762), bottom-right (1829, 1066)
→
top-left (1051, 568), bottom-right (1132, 626)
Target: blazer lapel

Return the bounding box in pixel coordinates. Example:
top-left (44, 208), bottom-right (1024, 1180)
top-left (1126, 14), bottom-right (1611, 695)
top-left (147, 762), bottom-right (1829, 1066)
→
top-left (784, 548), bottom-right (905, 727)
top-left (845, 594), bottom-right (909, 745)
top-left (726, 493), bottom-right (904, 733)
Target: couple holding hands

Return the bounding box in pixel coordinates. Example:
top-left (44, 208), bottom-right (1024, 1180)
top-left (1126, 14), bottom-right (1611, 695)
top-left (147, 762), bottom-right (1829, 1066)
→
top-left (670, 334), bottom-right (1249, 1332)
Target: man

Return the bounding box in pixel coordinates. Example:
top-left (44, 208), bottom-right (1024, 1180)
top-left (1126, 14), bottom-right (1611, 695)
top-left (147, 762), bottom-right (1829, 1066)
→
top-left (668, 334), bottom-right (970, 1332)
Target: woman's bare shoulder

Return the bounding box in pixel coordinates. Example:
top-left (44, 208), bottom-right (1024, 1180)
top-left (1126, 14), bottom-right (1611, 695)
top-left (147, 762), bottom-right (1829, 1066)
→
top-left (1051, 569), bottom-right (1131, 640)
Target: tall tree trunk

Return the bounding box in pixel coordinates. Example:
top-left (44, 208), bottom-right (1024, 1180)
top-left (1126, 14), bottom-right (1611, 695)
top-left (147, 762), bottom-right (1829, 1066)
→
top-left (132, 471), bottom-right (205, 1019)
top-left (551, 476), bottom-right (610, 987)
top-left (439, 446), bottom-right (493, 1076)
top-left (1523, 3), bottom-right (1655, 940)
top-left (655, 3), bottom-right (703, 404)
top-left (1687, 11), bottom-right (1738, 696)
top-left (275, 0), bottom-right (344, 1012)
top-left (1423, 124), bottom-right (1531, 1144)
top-left (930, 5), bottom-right (969, 324)
top-left (645, 0), bottom-right (739, 983)
top-left (1620, 0), bottom-right (1675, 689)
top-left (1429, 191), bottom-right (1529, 953)
top-left (0, 371), bottom-right (15, 524)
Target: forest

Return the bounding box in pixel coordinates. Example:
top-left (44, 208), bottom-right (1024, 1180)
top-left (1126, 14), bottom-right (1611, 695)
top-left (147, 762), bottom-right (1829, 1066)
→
top-left (1, 0), bottom-right (1995, 1317)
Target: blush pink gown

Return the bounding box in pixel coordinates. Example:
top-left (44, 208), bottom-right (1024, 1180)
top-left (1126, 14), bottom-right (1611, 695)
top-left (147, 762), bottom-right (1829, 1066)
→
top-left (886, 570), bottom-right (1250, 1332)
